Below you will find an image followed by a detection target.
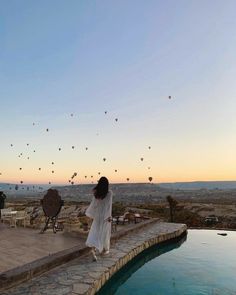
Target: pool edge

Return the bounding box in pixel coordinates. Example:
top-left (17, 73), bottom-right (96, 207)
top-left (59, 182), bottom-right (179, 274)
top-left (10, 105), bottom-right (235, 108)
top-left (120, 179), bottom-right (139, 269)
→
top-left (87, 223), bottom-right (187, 295)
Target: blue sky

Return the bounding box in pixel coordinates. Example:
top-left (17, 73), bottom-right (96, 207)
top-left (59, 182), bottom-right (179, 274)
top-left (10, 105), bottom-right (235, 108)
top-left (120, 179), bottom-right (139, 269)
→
top-left (1, 0), bottom-right (236, 184)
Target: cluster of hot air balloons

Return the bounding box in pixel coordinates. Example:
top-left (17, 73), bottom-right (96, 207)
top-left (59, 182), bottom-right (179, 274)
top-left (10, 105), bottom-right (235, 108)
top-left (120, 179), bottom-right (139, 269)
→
top-left (1, 106), bottom-right (166, 187)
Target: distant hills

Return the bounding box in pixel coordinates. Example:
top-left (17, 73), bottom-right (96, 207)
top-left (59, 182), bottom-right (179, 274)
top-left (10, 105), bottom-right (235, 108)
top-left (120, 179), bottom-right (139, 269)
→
top-left (2, 181), bottom-right (236, 194)
top-left (0, 183), bottom-right (49, 195)
top-left (158, 181), bottom-right (236, 190)
top-left (1, 181), bottom-right (236, 203)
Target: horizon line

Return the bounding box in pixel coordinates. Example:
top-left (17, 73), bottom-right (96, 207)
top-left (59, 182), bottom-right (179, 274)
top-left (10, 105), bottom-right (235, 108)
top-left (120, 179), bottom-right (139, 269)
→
top-left (1, 179), bottom-right (236, 186)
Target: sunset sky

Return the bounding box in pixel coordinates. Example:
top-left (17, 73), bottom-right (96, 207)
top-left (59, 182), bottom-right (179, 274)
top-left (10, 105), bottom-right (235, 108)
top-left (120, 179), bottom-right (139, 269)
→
top-left (1, 0), bottom-right (236, 185)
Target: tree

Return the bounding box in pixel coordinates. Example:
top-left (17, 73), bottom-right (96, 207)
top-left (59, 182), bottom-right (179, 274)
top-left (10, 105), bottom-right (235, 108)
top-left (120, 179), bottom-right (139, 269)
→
top-left (166, 195), bottom-right (178, 222)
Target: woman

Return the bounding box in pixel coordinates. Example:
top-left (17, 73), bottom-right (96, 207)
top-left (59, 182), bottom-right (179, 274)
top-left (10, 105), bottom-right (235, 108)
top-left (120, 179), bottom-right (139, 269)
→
top-left (85, 177), bottom-right (113, 261)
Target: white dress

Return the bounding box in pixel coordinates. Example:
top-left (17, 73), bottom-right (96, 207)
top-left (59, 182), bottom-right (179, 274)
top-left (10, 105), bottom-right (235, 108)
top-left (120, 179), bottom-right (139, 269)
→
top-left (85, 190), bottom-right (113, 253)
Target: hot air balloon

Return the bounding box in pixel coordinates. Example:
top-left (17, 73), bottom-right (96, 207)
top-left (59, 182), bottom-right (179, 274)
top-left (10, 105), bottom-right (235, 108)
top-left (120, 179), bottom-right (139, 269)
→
top-left (52, 170), bottom-right (54, 173)
top-left (140, 158), bottom-right (144, 161)
top-left (72, 146), bottom-right (75, 149)
top-left (103, 158), bottom-right (106, 161)
top-left (168, 96), bottom-right (171, 99)
top-left (46, 128), bottom-right (49, 132)
top-left (148, 177), bottom-right (153, 182)
top-left (115, 169), bottom-right (117, 172)
top-left (126, 178), bottom-right (130, 181)
top-left (58, 148), bottom-right (61, 151)
top-left (115, 118), bottom-right (118, 122)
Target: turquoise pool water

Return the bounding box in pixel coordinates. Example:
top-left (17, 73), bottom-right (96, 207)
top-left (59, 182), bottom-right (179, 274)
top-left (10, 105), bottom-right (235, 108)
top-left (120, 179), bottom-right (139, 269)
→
top-left (98, 230), bottom-right (236, 295)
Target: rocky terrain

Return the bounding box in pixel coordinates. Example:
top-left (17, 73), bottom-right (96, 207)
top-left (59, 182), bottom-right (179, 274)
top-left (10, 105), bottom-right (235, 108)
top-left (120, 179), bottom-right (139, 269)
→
top-left (2, 183), bottom-right (236, 231)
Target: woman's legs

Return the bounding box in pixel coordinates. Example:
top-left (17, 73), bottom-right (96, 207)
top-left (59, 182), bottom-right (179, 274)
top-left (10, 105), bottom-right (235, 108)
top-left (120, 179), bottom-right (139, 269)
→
top-left (90, 247), bottom-right (97, 261)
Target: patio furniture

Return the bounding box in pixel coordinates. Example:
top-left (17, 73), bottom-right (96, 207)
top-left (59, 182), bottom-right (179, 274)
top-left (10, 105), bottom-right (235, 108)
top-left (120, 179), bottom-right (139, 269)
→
top-left (1, 208), bottom-right (13, 224)
top-left (134, 213), bottom-right (142, 223)
top-left (116, 212), bottom-right (134, 225)
top-left (205, 216), bottom-right (219, 225)
top-left (40, 189), bottom-right (64, 234)
top-left (13, 210), bottom-right (27, 227)
top-left (112, 217), bottom-right (117, 232)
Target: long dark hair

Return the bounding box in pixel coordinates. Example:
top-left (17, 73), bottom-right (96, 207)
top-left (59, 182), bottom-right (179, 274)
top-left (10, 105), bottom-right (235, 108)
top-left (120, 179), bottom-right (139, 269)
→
top-left (93, 177), bottom-right (109, 199)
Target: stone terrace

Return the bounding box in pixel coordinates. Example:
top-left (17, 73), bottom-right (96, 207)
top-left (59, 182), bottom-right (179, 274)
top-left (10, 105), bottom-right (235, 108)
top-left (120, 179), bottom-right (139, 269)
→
top-left (2, 222), bottom-right (187, 295)
top-left (0, 223), bottom-right (86, 274)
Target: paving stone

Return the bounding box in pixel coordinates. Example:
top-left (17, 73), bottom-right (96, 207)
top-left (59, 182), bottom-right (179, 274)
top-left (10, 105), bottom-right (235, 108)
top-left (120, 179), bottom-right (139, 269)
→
top-left (91, 266), bottom-right (108, 272)
top-left (42, 286), bottom-right (71, 295)
top-left (57, 277), bottom-right (78, 286)
top-left (82, 278), bottom-right (95, 284)
top-left (66, 265), bottom-right (82, 272)
top-left (69, 275), bottom-right (83, 281)
top-left (88, 271), bottom-right (104, 279)
top-left (73, 283), bottom-right (90, 294)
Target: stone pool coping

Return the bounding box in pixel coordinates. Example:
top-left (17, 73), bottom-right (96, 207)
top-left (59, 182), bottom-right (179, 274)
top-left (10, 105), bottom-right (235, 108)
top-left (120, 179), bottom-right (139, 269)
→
top-left (0, 218), bottom-right (158, 292)
top-left (81, 222), bottom-right (187, 295)
top-left (1, 222), bottom-right (187, 295)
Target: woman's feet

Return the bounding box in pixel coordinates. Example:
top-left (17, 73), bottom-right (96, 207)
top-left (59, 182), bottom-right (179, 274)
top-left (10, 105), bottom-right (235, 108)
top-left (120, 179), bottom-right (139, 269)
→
top-left (101, 249), bottom-right (110, 255)
top-left (91, 249), bottom-right (97, 262)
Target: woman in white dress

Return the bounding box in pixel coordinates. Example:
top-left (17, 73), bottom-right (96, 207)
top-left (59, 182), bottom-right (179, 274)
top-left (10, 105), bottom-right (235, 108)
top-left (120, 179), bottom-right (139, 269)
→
top-left (85, 177), bottom-right (113, 261)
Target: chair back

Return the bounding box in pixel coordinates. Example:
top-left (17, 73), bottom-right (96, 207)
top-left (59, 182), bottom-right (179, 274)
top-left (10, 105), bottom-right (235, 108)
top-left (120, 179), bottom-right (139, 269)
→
top-left (1, 208), bottom-right (12, 217)
top-left (16, 210), bottom-right (26, 218)
top-left (125, 212), bottom-right (135, 221)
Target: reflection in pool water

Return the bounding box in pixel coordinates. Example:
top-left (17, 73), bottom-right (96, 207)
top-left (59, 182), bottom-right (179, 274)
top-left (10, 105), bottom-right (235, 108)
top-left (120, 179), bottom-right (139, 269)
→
top-left (97, 230), bottom-right (236, 295)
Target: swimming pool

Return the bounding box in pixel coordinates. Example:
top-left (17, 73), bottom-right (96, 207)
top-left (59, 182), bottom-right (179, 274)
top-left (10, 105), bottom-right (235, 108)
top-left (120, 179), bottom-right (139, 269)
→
top-left (97, 230), bottom-right (236, 295)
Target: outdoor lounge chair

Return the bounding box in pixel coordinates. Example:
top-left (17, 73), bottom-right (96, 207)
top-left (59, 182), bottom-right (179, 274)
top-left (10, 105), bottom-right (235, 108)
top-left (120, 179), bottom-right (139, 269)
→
top-left (111, 218), bottom-right (117, 232)
top-left (116, 212), bottom-right (134, 225)
top-left (14, 210), bottom-right (27, 227)
top-left (0, 208), bottom-right (13, 224)
top-left (134, 213), bottom-right (142, 223)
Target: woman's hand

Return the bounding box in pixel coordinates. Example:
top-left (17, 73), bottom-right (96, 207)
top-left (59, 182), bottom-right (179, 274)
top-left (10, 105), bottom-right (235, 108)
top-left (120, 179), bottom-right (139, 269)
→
top-left (106, 216), bottom-right (112, 222)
